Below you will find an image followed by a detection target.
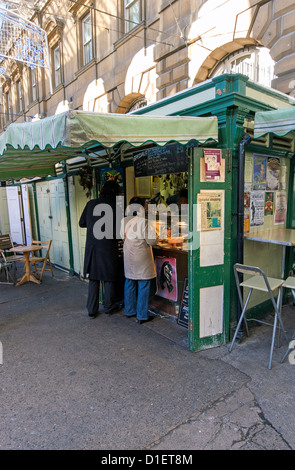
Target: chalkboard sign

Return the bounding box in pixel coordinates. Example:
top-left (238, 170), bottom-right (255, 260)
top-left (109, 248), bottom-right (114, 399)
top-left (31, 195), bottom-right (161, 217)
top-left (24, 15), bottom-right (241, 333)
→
top-left (177, 277), bottom-right (188, 328)
top-left (133, 143), bottom-right (188, 177)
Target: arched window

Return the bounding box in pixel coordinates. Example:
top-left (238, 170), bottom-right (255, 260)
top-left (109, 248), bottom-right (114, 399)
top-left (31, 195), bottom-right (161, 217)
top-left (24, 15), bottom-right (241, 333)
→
top-left (129, 96), bottom-right (147, 112)
top-left (210, 47), bottom-right (275, 88)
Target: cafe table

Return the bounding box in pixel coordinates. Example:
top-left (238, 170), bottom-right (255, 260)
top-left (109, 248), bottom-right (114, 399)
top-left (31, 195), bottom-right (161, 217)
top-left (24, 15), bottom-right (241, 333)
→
top-left (9, 245), bottom-right (42, 286)
top-left (244, 228), bottom-right (295, 279)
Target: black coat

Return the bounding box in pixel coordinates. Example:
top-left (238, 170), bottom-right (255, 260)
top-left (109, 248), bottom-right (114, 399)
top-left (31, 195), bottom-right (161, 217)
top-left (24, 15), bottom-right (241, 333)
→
top-left (79, 196), bottom-right (120, 281)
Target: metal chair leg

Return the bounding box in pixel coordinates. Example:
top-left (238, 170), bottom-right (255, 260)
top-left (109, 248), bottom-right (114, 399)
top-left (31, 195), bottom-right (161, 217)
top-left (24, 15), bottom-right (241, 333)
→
top-left (229, 289), bottom-right (252, 352)
top-left (281, 334), bottom-right (295, 364)
top-left (268, 288), bottom-right (288, 369)
top-left (268, 312), bottom-right (278, 370)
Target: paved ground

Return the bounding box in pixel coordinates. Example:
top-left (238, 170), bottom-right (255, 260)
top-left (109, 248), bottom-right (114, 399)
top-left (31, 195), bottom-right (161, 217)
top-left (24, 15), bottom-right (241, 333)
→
top-left (0, 265), bottom-right (294, 451)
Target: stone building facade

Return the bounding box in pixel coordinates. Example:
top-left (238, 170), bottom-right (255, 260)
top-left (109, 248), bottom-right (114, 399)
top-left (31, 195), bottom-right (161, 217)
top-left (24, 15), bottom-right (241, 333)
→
top-left (1, 0), bottom-right (295, 129)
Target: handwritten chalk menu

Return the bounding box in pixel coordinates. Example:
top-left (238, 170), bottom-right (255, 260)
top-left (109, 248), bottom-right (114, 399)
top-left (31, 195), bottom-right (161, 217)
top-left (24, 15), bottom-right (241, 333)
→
top-left (177, 278), bottom-right (188, 328)
top-left (133, 143), bottom-right (188, 177)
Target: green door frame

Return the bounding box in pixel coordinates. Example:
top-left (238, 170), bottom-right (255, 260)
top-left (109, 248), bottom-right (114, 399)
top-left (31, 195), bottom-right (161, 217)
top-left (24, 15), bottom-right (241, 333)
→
top-left (188, 147), bottom-right (233, 351)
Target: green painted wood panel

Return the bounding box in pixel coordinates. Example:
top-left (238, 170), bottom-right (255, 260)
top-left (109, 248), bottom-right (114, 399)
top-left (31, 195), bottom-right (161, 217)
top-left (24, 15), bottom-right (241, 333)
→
top-left (188, 148), bottom-right (232, 351)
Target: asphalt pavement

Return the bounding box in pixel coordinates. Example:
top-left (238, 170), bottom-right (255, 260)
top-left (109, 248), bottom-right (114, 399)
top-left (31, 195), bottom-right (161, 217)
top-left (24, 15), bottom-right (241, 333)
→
top-left (0, 264), bottom-right (294, 452)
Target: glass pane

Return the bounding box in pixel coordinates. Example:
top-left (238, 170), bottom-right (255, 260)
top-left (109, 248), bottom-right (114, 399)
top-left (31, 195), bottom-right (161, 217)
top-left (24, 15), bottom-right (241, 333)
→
top-left (31, 69), bottom-right (37, 101)
top-left (83, 15), bottom-right (92, 43)
top-left (125, 0), bottom-right (140, 32)
top-left (129, 3), bottom-right (140, 24)
top-left (55, 68), bottom-right (61, 87)
top-left (84, 42), bottom-right (93, 64)
top-left (54, 46), bottom-right (60, 69)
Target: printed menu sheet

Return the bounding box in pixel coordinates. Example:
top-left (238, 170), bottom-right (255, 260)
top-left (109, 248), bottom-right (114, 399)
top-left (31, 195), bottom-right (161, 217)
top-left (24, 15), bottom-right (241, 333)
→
top-left (250, 190), bottom-right (264, 227)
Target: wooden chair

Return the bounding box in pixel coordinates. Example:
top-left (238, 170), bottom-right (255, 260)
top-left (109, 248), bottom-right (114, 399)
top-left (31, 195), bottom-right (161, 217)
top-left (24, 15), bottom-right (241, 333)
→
top-left (0, 234), bottom-right (24, 280)
top-left (21, 239), bottom-right (53, 281)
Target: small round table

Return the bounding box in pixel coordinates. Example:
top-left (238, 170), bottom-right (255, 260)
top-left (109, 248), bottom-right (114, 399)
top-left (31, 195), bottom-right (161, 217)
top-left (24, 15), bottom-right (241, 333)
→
top-left (10, 245), bottom-right (42, 286)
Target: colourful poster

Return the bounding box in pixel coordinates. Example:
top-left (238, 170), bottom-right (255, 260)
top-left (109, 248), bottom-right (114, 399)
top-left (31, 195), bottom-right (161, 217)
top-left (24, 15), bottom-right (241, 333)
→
top-left (274, 192), bottom-right (287, 225)
top-left (265, 192), bottom-right (274, 216)
top-left (100, 167), bottom-right (124, 190)
top-left (203, 149), bottom-right (221, 181)
top-left (253, 154), bottom-right (267, 190)
top-left (244, 191), bottom-right (250, 210)
top-left (244, 213), bottom-right (250, 234)
top-left (266, 157), bottom-right (280, 191)
top-left (155, 257), bottom-right (177, 302)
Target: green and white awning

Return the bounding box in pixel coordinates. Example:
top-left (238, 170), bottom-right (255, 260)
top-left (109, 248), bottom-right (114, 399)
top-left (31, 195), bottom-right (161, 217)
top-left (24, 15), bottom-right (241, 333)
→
top-left (254, 106), bottom-right (295, 139)
top-left (0, 110), bottom-right (218, 179)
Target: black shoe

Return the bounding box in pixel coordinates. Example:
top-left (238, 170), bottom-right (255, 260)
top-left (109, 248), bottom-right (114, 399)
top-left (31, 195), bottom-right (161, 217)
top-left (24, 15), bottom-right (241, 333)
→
top-left (104, 306), bottom-right (119, 315)
top-left (105, 302), bottom-right (124, 315)
top-left (137, 316), bottom-right (155, 325)
top-left (125, 314), bottom-right (136, 318)
top-left (88, 312), bottom-right (98, 319)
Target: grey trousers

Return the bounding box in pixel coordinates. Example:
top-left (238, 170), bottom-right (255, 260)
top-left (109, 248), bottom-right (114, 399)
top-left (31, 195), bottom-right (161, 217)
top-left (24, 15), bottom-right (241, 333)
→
top-left (87, 279), bottom-right (116, 315)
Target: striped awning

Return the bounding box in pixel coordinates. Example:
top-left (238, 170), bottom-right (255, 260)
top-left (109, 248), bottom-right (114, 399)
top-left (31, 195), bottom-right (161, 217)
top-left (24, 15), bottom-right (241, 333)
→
top-left (254, 106), bottom-right (295, 139)
top-left (0, 110), bottom-right (218, 179)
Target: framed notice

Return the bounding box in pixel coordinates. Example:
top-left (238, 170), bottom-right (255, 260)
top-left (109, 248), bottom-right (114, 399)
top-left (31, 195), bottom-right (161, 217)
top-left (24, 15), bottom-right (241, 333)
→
top-left (203, 149), bottom-right (221, 181)
top-left (197, 192), bottom-right (222, 231)
top-left (135, 176), bottom-right (152, 198)
top-left (177, 278), bottom-right (188, 328)
top-left (274, 192), bottom-right (287, 225)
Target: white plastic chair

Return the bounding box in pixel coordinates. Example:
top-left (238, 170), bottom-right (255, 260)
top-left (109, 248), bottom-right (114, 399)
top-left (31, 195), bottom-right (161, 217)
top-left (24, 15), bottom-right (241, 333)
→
top-left (229, 263), bottom-right (287, 369)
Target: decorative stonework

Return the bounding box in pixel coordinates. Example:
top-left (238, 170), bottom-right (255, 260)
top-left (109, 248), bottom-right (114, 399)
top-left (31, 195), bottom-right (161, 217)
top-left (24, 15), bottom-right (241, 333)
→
top-left (44, 17), bottom-right (64, 48)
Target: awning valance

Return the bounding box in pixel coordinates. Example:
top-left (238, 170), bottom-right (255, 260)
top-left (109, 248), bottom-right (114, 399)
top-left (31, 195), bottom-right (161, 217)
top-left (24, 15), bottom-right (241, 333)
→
top-left (0, 110), bottom-right (218, 179)
top-left (254, 106), bottom-right (295, 139)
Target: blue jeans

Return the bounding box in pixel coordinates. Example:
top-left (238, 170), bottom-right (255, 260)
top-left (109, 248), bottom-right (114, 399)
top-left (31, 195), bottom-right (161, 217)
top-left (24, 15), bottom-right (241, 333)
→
top-left (124, 278), bottom-right (151, 321)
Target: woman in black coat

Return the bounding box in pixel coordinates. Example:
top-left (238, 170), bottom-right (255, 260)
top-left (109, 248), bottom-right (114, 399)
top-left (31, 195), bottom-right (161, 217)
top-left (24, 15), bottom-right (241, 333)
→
top-left (79, 180), bottom-right (122, 318)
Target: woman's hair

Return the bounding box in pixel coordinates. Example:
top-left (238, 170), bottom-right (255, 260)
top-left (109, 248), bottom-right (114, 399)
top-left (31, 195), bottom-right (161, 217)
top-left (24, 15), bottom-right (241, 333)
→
top-left (127, 196), bottom-right (145, 216)
top-left (129, 196), bottom-right (144, 207)
top-left (100, 180), bottom-right (121, 199)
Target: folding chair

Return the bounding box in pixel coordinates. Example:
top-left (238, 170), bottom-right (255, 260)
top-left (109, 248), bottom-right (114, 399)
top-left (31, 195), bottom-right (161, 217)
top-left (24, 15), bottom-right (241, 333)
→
top-left (21, 239), bottom-right (53, 281)
top-left (229, 263), bottom-right (287, 369)
top-left (0, 234), bottom-right (24, 279)
top-left (0, 250), bottom-right (15, 284)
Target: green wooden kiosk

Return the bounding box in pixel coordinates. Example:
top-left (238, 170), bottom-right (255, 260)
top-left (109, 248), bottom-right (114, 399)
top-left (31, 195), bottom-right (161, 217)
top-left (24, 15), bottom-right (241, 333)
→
top-left (133, 73), bottom-right (295, 352)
